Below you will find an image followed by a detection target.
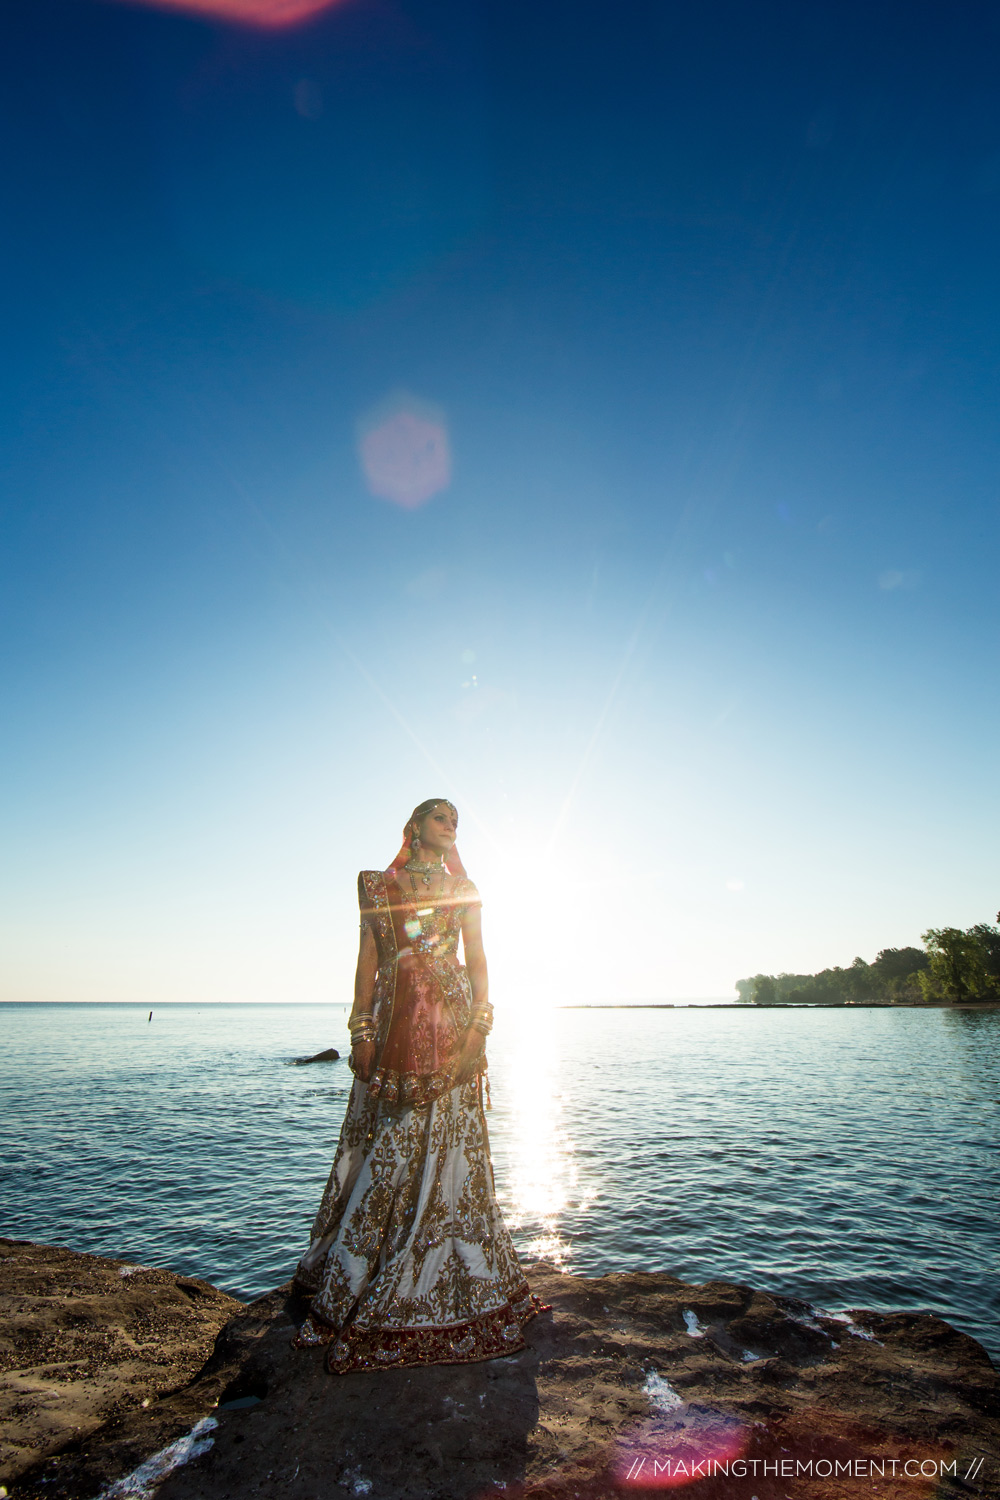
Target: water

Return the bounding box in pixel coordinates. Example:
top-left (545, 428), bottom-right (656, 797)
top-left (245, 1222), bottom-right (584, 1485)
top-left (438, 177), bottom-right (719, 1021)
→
top-left (1, 1002), bottom-right (997, 1361)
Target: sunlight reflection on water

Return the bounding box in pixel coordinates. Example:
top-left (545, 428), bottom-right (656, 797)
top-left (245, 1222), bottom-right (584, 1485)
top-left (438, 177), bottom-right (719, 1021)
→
top-left (490, 1010), bottom-right (591, 1268)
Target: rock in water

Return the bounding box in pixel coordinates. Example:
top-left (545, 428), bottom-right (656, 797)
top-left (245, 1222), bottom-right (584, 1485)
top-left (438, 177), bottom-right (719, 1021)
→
top-left (6, 1259), bottom-right (998, 1500)
top-left (293, 1048), bottom-right (340, 1065)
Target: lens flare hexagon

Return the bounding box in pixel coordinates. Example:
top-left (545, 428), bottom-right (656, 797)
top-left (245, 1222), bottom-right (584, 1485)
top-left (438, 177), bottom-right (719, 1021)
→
top-left (614, 1382), bottom-right (747, 1491)
top-left (615, 1426), bottom-right (748, 1489)
top-left (358, 394), bottom-right (451, 510)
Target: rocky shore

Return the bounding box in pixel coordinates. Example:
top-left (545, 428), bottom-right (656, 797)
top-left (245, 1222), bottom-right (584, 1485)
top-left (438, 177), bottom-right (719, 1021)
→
top-left (2, 1237), bottom-right (997, 1500)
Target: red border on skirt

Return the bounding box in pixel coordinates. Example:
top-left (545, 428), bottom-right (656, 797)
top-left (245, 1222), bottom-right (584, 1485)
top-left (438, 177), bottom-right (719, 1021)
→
top-left (294, 1288), bottom-right (551, 1375)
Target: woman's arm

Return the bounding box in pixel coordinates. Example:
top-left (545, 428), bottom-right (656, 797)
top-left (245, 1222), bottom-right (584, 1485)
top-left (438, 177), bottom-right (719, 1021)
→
top-left (456, 902), bottom-right (491, 1081)
top-left (349, 922), bottom-right (378, 1082)
top-left (462, 904), bottom-right (489, 1017)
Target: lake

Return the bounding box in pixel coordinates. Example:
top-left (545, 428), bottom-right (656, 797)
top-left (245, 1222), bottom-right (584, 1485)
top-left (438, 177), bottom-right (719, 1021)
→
top-left (1, 1002), bottom-right (996, 1360)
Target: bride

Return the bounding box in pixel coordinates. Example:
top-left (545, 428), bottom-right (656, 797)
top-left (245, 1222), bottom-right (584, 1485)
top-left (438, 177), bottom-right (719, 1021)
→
top-left (293, 798), bottom-right (547, 1373)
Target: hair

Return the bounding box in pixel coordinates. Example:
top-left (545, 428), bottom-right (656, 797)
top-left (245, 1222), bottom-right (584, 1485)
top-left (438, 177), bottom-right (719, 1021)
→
top-left (388, 799), bottom-right (466, 876)
top-left (408, 797), bottom-right (457, 834)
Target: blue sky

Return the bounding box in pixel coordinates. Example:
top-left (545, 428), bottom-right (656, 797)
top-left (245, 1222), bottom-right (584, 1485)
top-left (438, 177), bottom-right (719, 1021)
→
top-left (2, 0), bottom-right (998, 1005)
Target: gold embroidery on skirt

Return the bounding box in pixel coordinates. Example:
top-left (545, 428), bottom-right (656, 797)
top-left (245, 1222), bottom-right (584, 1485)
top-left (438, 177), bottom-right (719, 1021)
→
top-left (294, 1077), bottom-right (544, 1370)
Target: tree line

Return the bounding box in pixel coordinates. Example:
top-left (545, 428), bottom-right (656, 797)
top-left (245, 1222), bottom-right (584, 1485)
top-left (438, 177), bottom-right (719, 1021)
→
top-left (736, 920), bottom-right (1000, 1005)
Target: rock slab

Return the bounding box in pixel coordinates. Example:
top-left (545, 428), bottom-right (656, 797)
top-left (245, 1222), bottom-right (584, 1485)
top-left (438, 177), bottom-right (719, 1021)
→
top-left (4, 1248), bottom-right (998, 1500)
top-left (0, 1238), bottom-right (243, 1493)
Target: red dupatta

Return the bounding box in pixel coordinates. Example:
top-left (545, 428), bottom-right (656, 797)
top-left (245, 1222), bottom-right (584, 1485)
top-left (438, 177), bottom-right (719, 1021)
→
top-left (352, 801), bottom-right (484, 1107)
top-left (357, 866), bottom-right (484, 1109)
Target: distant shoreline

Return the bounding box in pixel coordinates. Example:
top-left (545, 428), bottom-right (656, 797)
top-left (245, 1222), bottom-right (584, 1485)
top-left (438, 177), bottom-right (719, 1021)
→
top-left (558, 1001), bottom-right (1000, 1010)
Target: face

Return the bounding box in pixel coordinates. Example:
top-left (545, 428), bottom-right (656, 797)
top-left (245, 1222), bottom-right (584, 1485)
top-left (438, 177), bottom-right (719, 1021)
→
top-left (415, 803), bottom-right (457, 856)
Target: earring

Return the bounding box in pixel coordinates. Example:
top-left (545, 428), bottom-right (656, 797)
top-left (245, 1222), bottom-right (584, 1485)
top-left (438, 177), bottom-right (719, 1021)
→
top-left (412, 835), bottom-right (421, 852)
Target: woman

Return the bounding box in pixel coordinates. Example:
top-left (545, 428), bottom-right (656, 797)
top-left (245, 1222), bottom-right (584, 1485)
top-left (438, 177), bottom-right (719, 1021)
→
top-left (293, 798), bottom-right (547, 1374)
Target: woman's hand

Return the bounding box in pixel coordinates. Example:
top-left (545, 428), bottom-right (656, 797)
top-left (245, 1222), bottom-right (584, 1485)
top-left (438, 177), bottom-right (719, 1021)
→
top-left (454, 1028), bottom-right (484, 1084)
top-left (351, 1040), bottom-right (376, 1082)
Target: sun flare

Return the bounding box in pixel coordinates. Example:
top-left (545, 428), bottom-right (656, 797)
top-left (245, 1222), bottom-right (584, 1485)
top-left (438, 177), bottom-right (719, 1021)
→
top-left (109, 0), bottom-right (346, 28)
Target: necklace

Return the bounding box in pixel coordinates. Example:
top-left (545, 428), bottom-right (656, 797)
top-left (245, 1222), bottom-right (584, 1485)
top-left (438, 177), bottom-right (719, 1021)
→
top-left (405, 858), bottom-right (447, 890)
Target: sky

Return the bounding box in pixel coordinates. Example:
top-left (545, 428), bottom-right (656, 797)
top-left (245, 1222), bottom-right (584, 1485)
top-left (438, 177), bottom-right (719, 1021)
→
top-left (1, 0), bottom-right (998, 1007)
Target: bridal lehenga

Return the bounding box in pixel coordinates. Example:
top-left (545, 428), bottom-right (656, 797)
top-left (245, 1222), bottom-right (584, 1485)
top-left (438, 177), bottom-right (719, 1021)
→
top-left (293, 867), bottom-right (547, 1374)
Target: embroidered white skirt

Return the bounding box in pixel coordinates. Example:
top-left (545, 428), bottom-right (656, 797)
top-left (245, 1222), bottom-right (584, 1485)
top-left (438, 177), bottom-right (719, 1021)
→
top-left (293, 1074), bottom-right (545, 1372)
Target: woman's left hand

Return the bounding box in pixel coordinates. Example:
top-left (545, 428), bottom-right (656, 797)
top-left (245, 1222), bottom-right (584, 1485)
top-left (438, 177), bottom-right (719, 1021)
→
top-left (454, 1029), bottom-right (484, 1083)
top-left (351, 1040), bottom-right (376, 1082)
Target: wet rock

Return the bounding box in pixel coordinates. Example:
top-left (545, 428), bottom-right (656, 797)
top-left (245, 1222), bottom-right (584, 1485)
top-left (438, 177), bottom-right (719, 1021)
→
top-left (5, 1257), bottom-right (998, 1500)
top-left (0, 1237), bottom-right (243, 1495)
top-left (293, 1048), bottom-right (341, 1065)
